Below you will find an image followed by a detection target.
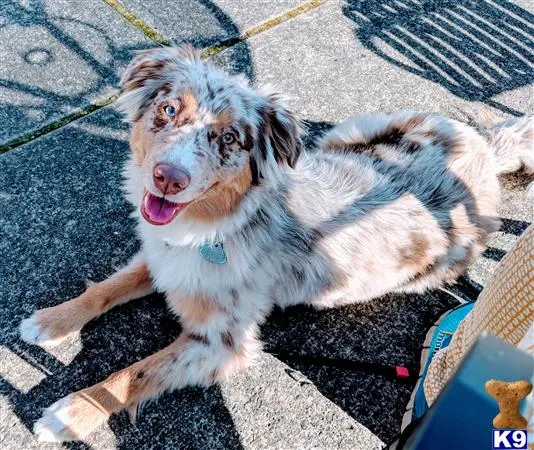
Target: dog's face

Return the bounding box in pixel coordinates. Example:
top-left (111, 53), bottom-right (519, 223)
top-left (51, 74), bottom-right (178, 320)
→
top-left (117, 46), bottom-right (301, 226)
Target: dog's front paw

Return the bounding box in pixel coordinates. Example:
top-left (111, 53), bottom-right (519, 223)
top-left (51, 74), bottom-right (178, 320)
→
top-left (19, 313), bottom-right (54, 345)
top-left (34, 395), bottom-right (76, 442)
top-left (34, 393), bottom-right (109, 442)
top-left (19, 309), bottom-right (74, 346)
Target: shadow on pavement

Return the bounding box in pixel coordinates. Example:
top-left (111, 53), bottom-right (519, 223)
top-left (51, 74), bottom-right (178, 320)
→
top-left (0, 0), bottom-right (254, 144)
top-left (1, 39), bottom-right (530, 447)
top-left (261, 291), bottom-right (458, 445)
top-left (342, 0), bottom-right (534, 116)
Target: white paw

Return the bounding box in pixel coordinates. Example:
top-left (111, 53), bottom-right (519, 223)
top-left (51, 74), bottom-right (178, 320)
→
top-left (19, 313), bottom-right (66, 346)
top-left (19, 314), bottom-right (49, 344)
top-left (34, 396), bottom-right (77, 442)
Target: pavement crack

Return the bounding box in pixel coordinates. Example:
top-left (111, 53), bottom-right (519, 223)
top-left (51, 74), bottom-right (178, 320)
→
top-left (202, 0), bottom-right (329, 57)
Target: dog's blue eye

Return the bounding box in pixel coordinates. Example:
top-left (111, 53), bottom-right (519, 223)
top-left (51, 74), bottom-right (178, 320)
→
top-left (165, 105), bottom-right (176, 117)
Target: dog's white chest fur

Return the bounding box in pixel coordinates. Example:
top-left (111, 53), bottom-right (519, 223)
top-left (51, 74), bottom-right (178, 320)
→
top-left (140, 228), bottom-right (253, 300)
top-left (141, 229), bottom-right (274, 330)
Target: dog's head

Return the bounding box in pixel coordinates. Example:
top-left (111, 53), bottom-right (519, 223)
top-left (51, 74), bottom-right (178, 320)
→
top-left (117, 46), bottom-right (301, 226)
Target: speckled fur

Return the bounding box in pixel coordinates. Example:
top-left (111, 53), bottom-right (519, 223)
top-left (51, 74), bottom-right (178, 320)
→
top-left (20, 46), bottom-right (533, 442)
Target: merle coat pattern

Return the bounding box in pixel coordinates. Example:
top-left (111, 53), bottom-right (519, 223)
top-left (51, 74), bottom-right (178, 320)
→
top-left (19, 46), bottom-right (534, 442)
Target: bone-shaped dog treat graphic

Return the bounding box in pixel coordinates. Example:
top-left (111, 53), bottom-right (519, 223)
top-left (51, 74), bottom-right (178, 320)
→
top-left (485, 379), bottom-right (532, 429)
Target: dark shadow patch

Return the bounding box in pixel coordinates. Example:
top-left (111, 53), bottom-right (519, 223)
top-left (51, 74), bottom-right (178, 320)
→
top-left (261, 290), bottom-right (459, 445)
top-left (500, 218), bottom-right (531, 236)
top-left (482, 246), bottom-right (507, 262)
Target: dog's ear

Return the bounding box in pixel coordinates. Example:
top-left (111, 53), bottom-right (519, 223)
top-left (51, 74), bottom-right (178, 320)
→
top-left (116, 45), bottom-right (200, 122)
top-left (251, 92), bottom-right (302, 184)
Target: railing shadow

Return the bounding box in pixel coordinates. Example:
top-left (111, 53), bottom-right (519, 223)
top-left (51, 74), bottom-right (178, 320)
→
top-left (342, 0), bottom-right (534, 116)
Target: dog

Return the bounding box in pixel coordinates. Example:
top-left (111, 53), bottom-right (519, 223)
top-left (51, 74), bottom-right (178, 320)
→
top-left (19, 45), bottom-right (533, 442)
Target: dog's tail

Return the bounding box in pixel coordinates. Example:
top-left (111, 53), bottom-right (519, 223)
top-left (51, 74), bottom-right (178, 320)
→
top-left (482, 115), bottom-right (534, 200)
top-left (481, 114), bottom-right (534, 199)
top-left (485, 116), bottom-right (534, 175)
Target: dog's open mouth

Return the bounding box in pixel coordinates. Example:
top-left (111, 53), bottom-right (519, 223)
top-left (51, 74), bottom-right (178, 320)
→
top-left (141, 192), bottom-right (190, 226)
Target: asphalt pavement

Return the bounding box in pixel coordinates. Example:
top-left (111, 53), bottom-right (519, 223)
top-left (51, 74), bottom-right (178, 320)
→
top-left (1, 1), bottom-right (532, 448)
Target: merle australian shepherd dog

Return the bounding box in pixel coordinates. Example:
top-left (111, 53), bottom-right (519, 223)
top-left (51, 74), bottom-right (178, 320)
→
top-left (20, 46), bottom-right (533, 442)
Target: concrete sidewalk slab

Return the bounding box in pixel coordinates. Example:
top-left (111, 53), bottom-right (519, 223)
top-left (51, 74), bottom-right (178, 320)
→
top-left (119, 0), bottom-right (306, 45)
top-left (0, 0), bottom-right (153, 146)
top-left (0, 0), bottom-right (307, 149)
top-left (1, 0), bottom-right (532, 449)
top-left (222, 0), bottom-right (533, 120)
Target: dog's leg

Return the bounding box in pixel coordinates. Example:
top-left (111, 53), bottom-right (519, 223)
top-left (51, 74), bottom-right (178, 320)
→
top-left (20, 256), bottom-right (153, 345)
top-left (33, 309), bottom-right (260, 442)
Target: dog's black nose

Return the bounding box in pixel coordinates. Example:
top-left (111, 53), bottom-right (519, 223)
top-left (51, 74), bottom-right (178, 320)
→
top-left (153, 163), bottom-right (191, 195)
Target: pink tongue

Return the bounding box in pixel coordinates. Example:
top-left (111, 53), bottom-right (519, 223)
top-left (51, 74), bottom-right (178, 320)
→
top-left (144, 194), bottom-right (179, 224)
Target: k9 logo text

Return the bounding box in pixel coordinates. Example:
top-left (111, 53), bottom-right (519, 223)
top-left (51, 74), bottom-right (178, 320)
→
top-left (492, 429), bottom-right (528, 450)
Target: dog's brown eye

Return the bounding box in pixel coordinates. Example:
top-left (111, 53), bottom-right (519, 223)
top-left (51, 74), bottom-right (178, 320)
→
top-left (164, 105), bottom-right (176, 118)
top-left (222, 132), bottom-right (236, 145)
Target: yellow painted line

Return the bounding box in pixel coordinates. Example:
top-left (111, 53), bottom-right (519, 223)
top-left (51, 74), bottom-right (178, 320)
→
top-left (0, 94), bottom-right (119, 153)
top-left (102, 0), bottom-right (170, 46)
